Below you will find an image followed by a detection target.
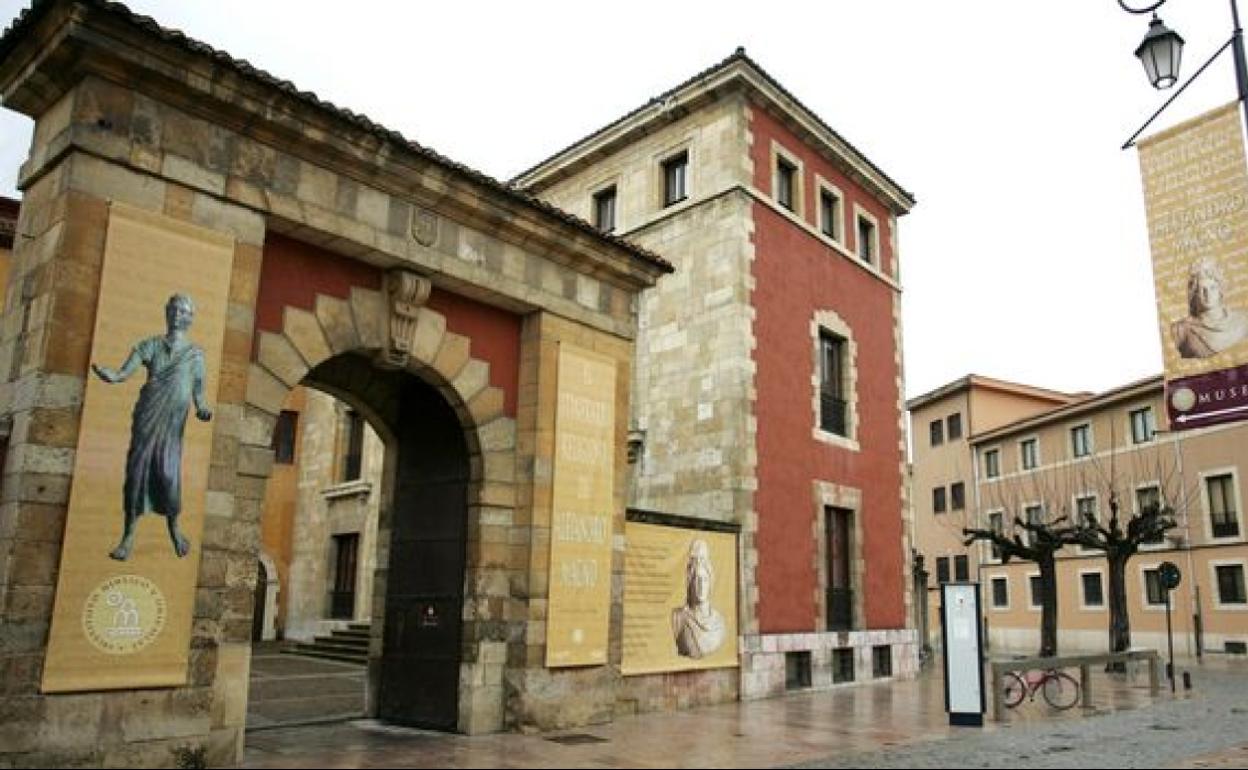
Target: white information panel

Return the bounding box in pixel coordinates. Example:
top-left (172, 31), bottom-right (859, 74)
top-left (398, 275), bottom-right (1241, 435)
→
top-left (941, 582), bottom-right (985, 726)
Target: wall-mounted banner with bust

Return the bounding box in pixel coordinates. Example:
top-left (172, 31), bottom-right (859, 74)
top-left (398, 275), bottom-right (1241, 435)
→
top-left (1138, 102), bottom-right (1248, 431)
top-left (621, 522), bottom-right (738, 676)
top-left (42, 203), bottom-right (233, 692)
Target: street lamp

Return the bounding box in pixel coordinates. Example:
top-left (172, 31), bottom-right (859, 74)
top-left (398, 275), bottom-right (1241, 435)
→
top-left (1134, 14), bottom-right (1185, 89)
top-left (1120, 0), bottom-right (1248, 148)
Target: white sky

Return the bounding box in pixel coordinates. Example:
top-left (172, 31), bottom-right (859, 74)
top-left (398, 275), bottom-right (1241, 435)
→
top-left (0, 0), bottom-right (1240, 400)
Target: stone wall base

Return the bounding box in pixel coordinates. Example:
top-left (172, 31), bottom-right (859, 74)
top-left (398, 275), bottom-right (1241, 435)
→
top-left (739, 628), bottom-right (918, 700)
top-left (615, 667), bottom-right (739, 717)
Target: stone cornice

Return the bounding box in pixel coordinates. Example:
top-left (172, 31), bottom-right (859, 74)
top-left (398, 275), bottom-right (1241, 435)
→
top-left (0, 0), bottom-right (672, 290)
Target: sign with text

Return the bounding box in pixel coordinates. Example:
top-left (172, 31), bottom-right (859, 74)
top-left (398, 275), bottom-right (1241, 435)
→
top-left (42, 203), bottom-right (233, 692)
top-left (545, 344), bottom-right (616, 667)
top-left (621, 522), bottom-right (738, 676)
top-left (1138, 102), bottom-right (1248, 430)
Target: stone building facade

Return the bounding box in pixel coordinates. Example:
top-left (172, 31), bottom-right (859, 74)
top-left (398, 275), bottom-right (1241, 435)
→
top-left (0, 1), bottom-right (668, 766)
top-left (516, 49), bottom-right (920, 701)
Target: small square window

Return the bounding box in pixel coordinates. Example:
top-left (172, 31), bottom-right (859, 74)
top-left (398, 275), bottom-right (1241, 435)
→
top-left (1020, 438), bottom-right (1039, 470)
top-left (833, 648), bottom-right (855, 683)
top-left (1071, 424), bottom-right (1091, 458)
top-left (785, 650), bottom-right (812, 690)
top-left (593, 186), bottom-right (617, 232)
top-left (776, 157), bottom-right (797, 211)
top-left (820, 189), bottom-right (841, 240)
top-left (1082, 572), bottom-right (1104, 607)
top-left (662, 152), bottom-right (688, 207)
top-left (1216, 565), bottom-right (1247, 605)
top-left (951, 482), bottom-right (965, 511)
top-left (1130, 407), bottom-right (1155, 444)
top-left (872, 645), bottom-right (892, 678)
top-left (991, 576), bottom-right (1009, 608)
top-left (936, 556), bottom-right (950, 584)
top-left (947, 413), bottom-right (963, 440)
top-left (930, 419), bottom-right (944, 447)
top-left (954, 555), bottom-right (969, 582)
top-left (984, 449), bottom-right (1000, 479)
top-left (856, 216), bottom-right (876, 264)
top-left (933, 487), bottom-right (947, 514)
top-left (1028, 574), bottom-right (1044, 609)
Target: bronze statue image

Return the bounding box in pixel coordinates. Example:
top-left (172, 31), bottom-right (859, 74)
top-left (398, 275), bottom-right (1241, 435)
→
top-left (92, 294), bottom-right (212, 561)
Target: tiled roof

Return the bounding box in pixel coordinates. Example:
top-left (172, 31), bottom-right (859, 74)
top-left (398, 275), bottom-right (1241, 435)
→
top-left (0, 0), bottom-right (672, 273)
top-left (511, 47), bottom-right (915, 209)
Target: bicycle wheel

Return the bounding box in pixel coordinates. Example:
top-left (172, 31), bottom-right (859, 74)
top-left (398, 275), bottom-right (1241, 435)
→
top-left (1041, 671), bottom-right (1080, 710)
top-left (1001, 672), bottom-right (1026, 708)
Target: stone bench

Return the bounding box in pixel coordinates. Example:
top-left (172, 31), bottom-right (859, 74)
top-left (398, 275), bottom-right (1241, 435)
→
top-left (989, 649), bottom-right (1161, 721)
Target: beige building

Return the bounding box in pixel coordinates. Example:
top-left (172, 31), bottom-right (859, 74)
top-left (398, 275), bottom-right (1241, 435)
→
top-left (907, 375), bottom-right (1081, 650)
top-left (912, 374), bottom-right (1248, 657)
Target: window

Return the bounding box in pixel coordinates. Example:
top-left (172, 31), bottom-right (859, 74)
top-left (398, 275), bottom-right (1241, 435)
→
top-left (1024, 504), bottom-right (1044, 546)
top-left (1028, 574), bottom-right (1044, 609)
top-left (1144, 568), bottom-right (1166, 606)
top-left (933, 487), bottom-right (947, 514)
top-left (988, 511), bottom-right (1004, 561)
top-left (951, 482), bottom-right (966, 511)
top-left (1137, 485), bottom-right (1165, 544)
top-left (272, 409), bottom-right (298, 465)
top-left (826, 507), bottom-right (854, 631)
top-left (873, 646), bottom-right (892, 678)
top-left (954, 555), bottom-right (969, 582)
top-left (341, 409), bottom-right (365, 482)
top-left (819, 332), bottom-right (847, 436)
top-left (819, 188), bottom-right (841, 240)
top-left (1020, 438), bottom-right (1039, 470)
top-left (947, 413), bottom-right (963, 440)
top-left (856, 215), bottom-right (876, 264)
top-left (991, 576), bottom-right (1009, 608)
top-left (330, 532), bottom-right (359, 620)
top-left (776, 156), bottom-right (797, 211)
top-left (1082, 572), bottom-right (1105, 608)
top-left (1208, 473), bottom-right (1240, 539)
top-left (984, 448), bottom-right (1000, 479)
top-left (1217, 565), bottom-right (1247, 604)
top-left (1076, 495), bottom-right (1097, 527)
top-left (785, 651), bottom-right (812, 690)
top-left (833, 648), bottom-right (855, 683)
top-left (929, 419), bottom-right (944, 447)
top-left (662, 151), bottom-right (688, 207)
top-left (936, 556), bottom-right (950, 584)
top-left (1130, 407), bottom-right (1155, 444)
top-left (1071, 424), bottom-right (1091, 458)
top-left (592, 186), bottom-right (617, 232)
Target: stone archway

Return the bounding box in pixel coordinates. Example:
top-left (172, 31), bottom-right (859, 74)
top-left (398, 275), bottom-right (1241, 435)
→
top-left (239, 278), bottom-right (518, 733)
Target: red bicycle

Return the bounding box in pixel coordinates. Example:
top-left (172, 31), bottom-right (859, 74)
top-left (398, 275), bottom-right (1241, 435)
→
top-left (1001, 668), bottom-right (1080, 710)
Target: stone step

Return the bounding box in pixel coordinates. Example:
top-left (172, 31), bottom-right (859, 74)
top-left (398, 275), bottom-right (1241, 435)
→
top-left (283, 646), bottom-right (368, 666)
top-left (303, 640), bottom-right (369, 657)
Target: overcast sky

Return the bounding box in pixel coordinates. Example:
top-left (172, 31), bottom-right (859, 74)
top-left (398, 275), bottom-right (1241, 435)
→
top-left (0, 0), bottom-right (1240, 400)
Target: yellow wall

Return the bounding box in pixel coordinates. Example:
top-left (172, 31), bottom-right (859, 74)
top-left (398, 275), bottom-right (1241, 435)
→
top-left (259, 386), bottom-right (305, 635)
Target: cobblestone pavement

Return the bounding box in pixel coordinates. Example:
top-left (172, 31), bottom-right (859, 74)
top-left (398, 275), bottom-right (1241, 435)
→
top-left (790, 657), bottom-right (1248, 769)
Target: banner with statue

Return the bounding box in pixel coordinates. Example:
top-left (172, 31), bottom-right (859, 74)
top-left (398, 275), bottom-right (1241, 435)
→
top-left (621, 521), bottom-right (738, 676)
top-left (1138, 101), bottom-right (1248, 430)
top-left (42, 203), bottom-right (233, 692)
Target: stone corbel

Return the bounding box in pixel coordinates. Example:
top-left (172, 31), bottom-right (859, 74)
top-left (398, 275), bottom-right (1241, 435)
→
top-left (382, 269), bottom-right (431, 368)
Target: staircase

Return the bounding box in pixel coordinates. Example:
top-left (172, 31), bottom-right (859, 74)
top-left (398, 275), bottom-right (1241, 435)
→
top-left (284, 623), bottom-right (370, 666)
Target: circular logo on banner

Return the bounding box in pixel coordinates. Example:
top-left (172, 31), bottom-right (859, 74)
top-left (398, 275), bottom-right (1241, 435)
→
top-left (1171, 387), bottom-right (1197, 413)
top-left (82, 575), bottom-right (167, 655)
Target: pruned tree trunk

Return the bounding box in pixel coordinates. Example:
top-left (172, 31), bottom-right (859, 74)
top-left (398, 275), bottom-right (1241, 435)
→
top-left (1107, 549), bottom-right (1131, 671)
top-left (1038, 553), bottom-right (1058, 657)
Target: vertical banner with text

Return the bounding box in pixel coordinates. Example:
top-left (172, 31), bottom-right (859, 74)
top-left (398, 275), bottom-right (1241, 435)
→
top-left (42, 203), bottom-right (234, 692)
top-left (1139, 102), bottom-right (1248, 430)
top-left (545, 344), bottom-right (616, 667)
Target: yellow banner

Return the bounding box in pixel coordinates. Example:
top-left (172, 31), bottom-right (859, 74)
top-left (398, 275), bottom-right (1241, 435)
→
top-left (1139, 102), bottom-right (1248, 377)
top-left (545, 344), bottom-right (616, 667)
top-left (621, 522), bottom-right (738, 676)
top-left (42, 203), bottom-right (234, 692)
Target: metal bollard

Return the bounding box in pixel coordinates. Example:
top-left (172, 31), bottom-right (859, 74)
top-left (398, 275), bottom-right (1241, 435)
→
top-left (1182, 671), bottom-right (1192, 691)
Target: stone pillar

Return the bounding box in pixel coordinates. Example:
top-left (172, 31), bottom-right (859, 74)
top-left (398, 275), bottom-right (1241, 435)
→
top-left (0, 75), bottom-right (266, 765)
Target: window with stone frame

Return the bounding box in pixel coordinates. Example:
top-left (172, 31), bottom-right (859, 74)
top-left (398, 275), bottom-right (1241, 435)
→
top-left (1130, 407), bottom-right (1155, 444)
top-left (776, 156), bottom-right (797, 211)
top-left (593, 185), bottom-right (617, 232)
top-left (340, 409), bottom-right (365, 482)
top-left (954, 555), bottom-right (969, 582)
top-left (947, 412), bottom-right (963, 441)
top-left (1020, 437), bottom-right (1039, 470)
top-left (929, 419), bottom-right (944, 447)
top-left (1143, 568), bottom-right (1166, 606)
top-left (991, 576), bottom-right (1009, 608)
top-left (935, 556), bottom-right (950, 584)
top-left (1216, 564), bottom-right (1247, 605)
top-left (988, 511), bottom-right (1004, 561)
top-left (1207, 473), bottom-right (1240, 539)
top-left (819, 187), bottom-right (842, 240)
top-left (1071, 423), bottom-right (1091, 458)
top-left (819, 331), bottom-right (848, 436)
top-left (951, 481), bottom-right (965, 511)
top-left (933, 486), bottom-right (947, 514)
top-left (662, 151), bottom-right (688, 207)
top-left (1137, 485), bottom-right (1165, 544)
top-left (856, 214), bottom-right (876, 264)
top-left (983, 448), bottom-right (1000, 479)
top-left (1081, 572), bottom-right (1105, 608)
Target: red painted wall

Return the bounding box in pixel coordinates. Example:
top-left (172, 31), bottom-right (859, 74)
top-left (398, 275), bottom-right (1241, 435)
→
top-left (257, 233), bottom-right (520, 416)
top-left (749, 108), bottom-right (906, 632)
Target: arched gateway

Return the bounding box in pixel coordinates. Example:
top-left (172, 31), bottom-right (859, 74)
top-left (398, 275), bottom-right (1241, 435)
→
top-left (0, 1), bottom-right (669, 765)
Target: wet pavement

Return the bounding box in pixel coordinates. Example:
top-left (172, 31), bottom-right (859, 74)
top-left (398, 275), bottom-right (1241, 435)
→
top-left (240, 655), bottom-right (1248, 768)
top-left (246, 643), bottom-right (366, 730)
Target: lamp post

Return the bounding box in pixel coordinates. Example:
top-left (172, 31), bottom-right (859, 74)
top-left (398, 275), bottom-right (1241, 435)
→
top-left (1120, 0), bottom-right (1248, 147)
